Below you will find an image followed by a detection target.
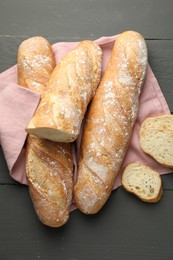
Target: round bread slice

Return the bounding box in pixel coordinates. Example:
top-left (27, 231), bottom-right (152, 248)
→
top-left (122, 163), bottom-right (163, 202)
top-left (140, 115), bottom-right (173, 168)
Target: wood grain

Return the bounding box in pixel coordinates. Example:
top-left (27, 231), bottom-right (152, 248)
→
top-left (0, 0), bottom-right (173, 38)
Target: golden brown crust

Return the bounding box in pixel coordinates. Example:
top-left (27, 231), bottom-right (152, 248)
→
top-left (26, 136), bottom-right (73, 227)
top-left (140, 115), bottom-right (173, 169)
top-left (26, 40), bottom-right (102, 142)
top-left (74, 31), bottom-right (148, 214)
top-left (18, 36), bottom-right (73, 227)
top-left (18, 36), bottom-right (56, 95)
top-left (122, 182), bottom-right (163, 203)
top-left (121, 162), bottom-right (163, 203)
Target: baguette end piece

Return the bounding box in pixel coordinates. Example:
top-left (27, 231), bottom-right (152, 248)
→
top-left (28, 180), bottom-right (70, 227)
top-left (74, 164), bottom-right (112, 214)
top-left (18, 36), bottom-right (56, 94)
top-left (26, 135), bottom-right (73, 227)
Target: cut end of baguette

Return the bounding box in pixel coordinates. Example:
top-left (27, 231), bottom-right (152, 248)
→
top-left (140, 115), bottom-right (173, 168)
top-left (26, 126), bottom-right (77, 143)
top-left (122, 163), bottom-right (163, 203)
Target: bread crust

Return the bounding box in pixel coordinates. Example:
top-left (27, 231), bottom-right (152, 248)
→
top-left (26, 40), bottom-right (102, 142)
top-left (26, 136), bottom-right (73, 227)
top-left (122, 184), bottom-right (163, 203)
top-left (74, 31), bottom-right (148, 214)
top-left (18, 36), bottom-right (56, 94)
top-left (140, 115), bottom-right (173, 169)
top-left (18, 36), bottom-right (73, 227)
top-left (121, 162), bottom-right (163, 203)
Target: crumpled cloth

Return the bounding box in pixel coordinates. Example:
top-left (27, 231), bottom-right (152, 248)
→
top-left (0, 35), bottom-right (171, 188)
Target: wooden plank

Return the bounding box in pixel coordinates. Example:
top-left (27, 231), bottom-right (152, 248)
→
top-left (0, 146), bottom-right (17, 184)
top-left (0, 185), bottom-right (173, 259)
top-left (147, 40), bottom-right (173, 112)
top-left (0, 0), bottom-right (173, 39)
top-left (162, 173), bottom-right (173, 190)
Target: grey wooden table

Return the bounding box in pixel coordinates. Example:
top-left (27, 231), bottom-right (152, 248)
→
top-left (0, 0), bottom-right (173, 259)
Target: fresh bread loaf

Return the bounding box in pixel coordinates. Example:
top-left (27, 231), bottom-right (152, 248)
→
top-left (122, 163), bottom-right (163, 202)
top-left (140, 115), bottom-right (173, 168)
top-left (18, 36), bottom-right (73, 227)
top-left (26, 40), bottom-right (102, 142)
top-left (74, 31), bottom-right (148, 214)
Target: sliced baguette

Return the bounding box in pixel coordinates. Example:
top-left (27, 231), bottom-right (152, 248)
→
top-left (140, 115), bottom-right (173, 168)
top-left (122, 163), bottom-right (163, 202)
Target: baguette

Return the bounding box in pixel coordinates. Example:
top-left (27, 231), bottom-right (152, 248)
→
top-left (26, 40), bottom-right (102, 142)
top-left (18, 36), bottom-right (73, 227)
top-left (140, 115), bottom-right (173, 168)
top-left (74, 31), bottom-right (148, 214)
top-left (121, 163), bottom-right (163, 202)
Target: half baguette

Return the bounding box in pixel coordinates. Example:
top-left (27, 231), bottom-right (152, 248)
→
top-left (122, 163), bottom-right (163, 202)
top-left (26, 40), bottom-right (102, 142)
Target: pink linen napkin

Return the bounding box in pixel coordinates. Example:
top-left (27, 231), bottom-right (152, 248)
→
top-left (0, 66), bottom-right (40, 183)
top-left (0, 35), bottom-right (172, 189)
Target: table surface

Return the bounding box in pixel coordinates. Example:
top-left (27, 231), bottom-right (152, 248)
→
top-left (0, 0), bottom-right (173, 259)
